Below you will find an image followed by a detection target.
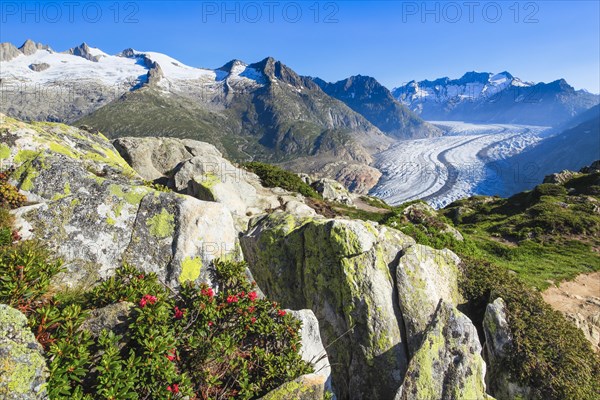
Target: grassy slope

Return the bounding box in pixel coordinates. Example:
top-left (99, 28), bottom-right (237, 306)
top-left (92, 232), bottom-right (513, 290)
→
top-left (441, 174), bottom-right (600, 289)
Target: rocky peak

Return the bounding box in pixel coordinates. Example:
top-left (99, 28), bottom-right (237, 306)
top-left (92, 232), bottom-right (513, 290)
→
top-left (0, 42), bottom-right (21, 62)
top-left (249, 57), bottom-right (317, 89)
top-left (119, 48), bottom-right (136, 58)
top-left (66, 42), bottom-right (104, 62)
top-left (18, 39), bottom-right (51, 56)
top-left (459, 71), bottom-right (493, 84)
top-left (217, 59), bottom-right (247, 74)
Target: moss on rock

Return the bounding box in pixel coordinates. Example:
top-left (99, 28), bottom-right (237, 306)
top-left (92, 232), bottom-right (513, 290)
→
top-left (146, 208), bottom-right (175, 238)
top-left (0, 305), bottom-right (48, 399)
top-left (179, 256), bottom-right (203, 284)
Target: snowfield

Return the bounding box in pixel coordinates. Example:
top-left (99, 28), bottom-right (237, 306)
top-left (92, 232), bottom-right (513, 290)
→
top-left (370, 121), bottom-right (549, 208)
top-left (0, 49), bottom-right (148, 87)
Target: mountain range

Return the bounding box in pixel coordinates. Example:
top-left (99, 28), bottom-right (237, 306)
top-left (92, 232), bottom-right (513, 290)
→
top-left (1, 40), bottom-right (599, 194)
top-left (393, 71), bottom-right (599, 126)
top-left (0, 41), bottom-right (436, 159)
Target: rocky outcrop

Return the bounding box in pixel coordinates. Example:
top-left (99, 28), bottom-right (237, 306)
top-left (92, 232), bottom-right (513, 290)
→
top-left (396, 244), bottom-right (461, 355)
top-left (112, 137), bottom-right (221, 181)
top-left (65, 43), bottom-right (104, 62)
top-left (18, 39), bottom-right (51, 56)
top-left (564, 312), bottom-right (600, 353)
top-left (397, 301), bottom-right (492, 400)
top-left (28, 63), bottom-right (50, 72)
top-left (113, 136), bottom-right (316, 231)
top-left (0, 305), bottom-right (48, 399)
top-left (483, 298), bottom-right (533, 400)
top-left (402, 202), bottom-right (464, 241)
top-left (335, 163), bottom-right (382, 194)
top-left (543, 170), bottom-right (577, 185)
top-left (312, 178), bottom-right (353, 205)
top-left (579, 160), bottom-right (600, 174)
top-left (2, 115), bottom-right (239, 290)
top-left (286, 309), bottom-right (335, 396)
top-left (260, 374), bottom-right (328, 400)
top-left (79, 302), bottom-right (134, 337)
top-left (0, 42), bottom-right (22, 62)
top-left (241, 212), bottom-right (415, 399)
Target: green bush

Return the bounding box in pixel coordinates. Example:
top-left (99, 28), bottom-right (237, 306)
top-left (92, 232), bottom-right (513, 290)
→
top-left (530, 183), bottom-right (567, 200)
top-left (244, 162), bottom-right (321, 199)
top-left (142, 180), bottom-right (172, 193)
top-left (0, 240), bottom-right (64, 310)
top-left (460, 258), bottom-right (600, 400)
top-left (0, 255), bottom-right (311, 399)
top-left (0, 208), bottom-right (13, 246)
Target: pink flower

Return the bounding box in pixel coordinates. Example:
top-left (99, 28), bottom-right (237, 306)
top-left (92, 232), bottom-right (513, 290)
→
top-left (139, 294), bottom-right (157, 308)
top-left (201, 287), bottom-right (214, 298)
top-left (167, 354), bottom-right (175, 362)
top-left (251, 317), bottom-right (257, 323)
top-left (248, 306), bottom-right (256, 313)
top-left (226, 295), bottom-right (239, 304)
top-left (278, 310), bottom-right (286, 317)
top-left (173, 306), bottom-right (184, 320)
top-left (208, 321), bottom-right (214, 327)
top-left (137, 274), bottom-right (145, 280)
top-left (167, 383), bottom-right (179, 393)
top-left (248, 291), bottom-right (258, 302)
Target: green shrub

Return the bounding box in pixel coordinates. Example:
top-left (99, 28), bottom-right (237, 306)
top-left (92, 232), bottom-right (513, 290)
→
top-left (0, 208), bottom-right (13, 246)
top-left (530, 183), bottom-right (567, 200)
top-left (1, 256), bottom-right (311, 399)
top-left (244, 162), bottom-right (321, 199)
top-left (460, 258), bottom-right (600, 400)
top-left (0, 240), bottom-right (63, 310)
top-left (142, 180), bottom-right (172, 193)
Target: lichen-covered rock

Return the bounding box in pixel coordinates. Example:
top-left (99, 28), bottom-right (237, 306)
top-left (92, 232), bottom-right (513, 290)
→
top-left (0, 304), bottom-right (48, 399)
top-left (79, 302), bottom-right (134, 337)
top-left (113, 136), bottom-right (316, 231)
top-left (241, 211), bottom-right (415, 400)
top-left (112, 137), bottom-right (223, 181)
top-left (483, 298), bottom-right (532, 400)
top-left (259, 374), bottom-right (327, 400)
top-left (169, 154), bottom-right (284, 229)
top-left (543, 170), bottom-right (577, 184)
top-left (286, 309), bottom-right (335, 397)
top-left (402, 202), bottom-right (463, 241)
top-left (312, 178), bottom-right (353, 205)
top-left (396, 301), bottom-right (492, 400)
top-left (2, 116), bottom-right (239, 289)
top-left (396, 244), bottom-right (461, 355)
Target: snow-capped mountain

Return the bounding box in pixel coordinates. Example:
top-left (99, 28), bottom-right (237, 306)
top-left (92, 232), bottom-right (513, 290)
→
top-left (0, 40), bottom-right (407, 179)
top-left (393, 72), bottom-right (599, 126)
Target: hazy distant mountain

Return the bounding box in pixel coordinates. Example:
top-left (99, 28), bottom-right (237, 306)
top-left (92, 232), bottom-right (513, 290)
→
top-left (498, 104), bottom-right (600, 194)
top-left (313, 75), bottom-right (442, 139)
top-left (393, 72), bottom-right (599, 126)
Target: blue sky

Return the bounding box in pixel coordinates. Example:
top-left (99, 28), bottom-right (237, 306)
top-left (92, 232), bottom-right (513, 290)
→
top-left (1, 1), bottom-right (599, 92)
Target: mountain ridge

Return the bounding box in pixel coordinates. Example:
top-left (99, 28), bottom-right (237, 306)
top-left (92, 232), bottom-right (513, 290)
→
top-left (393, 71), bottom-right (599, 126)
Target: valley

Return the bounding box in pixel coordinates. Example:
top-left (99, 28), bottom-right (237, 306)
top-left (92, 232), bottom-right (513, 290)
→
top-left (371, 122), bottom-right (549, 208)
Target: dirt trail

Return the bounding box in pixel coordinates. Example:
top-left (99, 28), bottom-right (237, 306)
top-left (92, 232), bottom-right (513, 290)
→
top-left (542, 272), bottom-right (600, 352)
